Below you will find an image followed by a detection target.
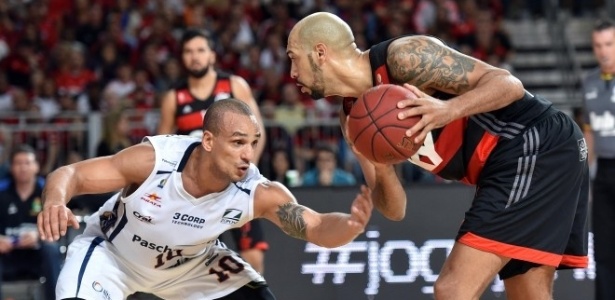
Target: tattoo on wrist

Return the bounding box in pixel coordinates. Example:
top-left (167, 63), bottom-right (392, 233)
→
top-left (277, 203), bottom-right (307, 239)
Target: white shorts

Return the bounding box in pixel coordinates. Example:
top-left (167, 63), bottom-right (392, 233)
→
top-left (56, 233), bottom-right (265, 300)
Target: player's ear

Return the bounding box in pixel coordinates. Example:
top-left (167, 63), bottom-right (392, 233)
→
top-left (210, 53), bottom-right (216, 65)
top-left (202, 130), bottom-right (214, 151)
top-left (315, 43), bottom-right (327, 62)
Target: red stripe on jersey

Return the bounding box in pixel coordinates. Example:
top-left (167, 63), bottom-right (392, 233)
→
top-left (176, 89), bottom-right (194, 105)
top-left (214, 80), bottom-right (232, 94)
top-left (432, 118), bottom-right (466, 174)
top-left (560, 254), bottom-right (588, 268)
top-left (462, 132), bottom-right (499, 185)
top-left (374, 65), bottom-right (390, 85)
top-left (177, 112), bottom-right (204, 132)
top-left (459, 232), bottom-right (561, 267)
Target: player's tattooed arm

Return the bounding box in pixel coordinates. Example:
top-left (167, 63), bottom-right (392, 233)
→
top-left (387, 36), bottom-right (475, 95)
top-left (276, 203), bottom-right (307, 240)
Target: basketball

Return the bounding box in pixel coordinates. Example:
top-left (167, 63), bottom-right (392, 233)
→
top-left (347, 84), bottom-right (421, 164)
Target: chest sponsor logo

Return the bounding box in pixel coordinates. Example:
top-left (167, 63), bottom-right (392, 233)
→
top-left (133, 211), bottom-right (153, 224)
top-left (214, 92), bottom-right (231, 101)
top-left (221, 209), bottom-right (243, 225)
top-left (172, 213), bottom-right (205, 229)
top-left (132, 234), bottom-right (175, 253)
top-left (162, 159), bottom-right (178, 167)
top-left (141, 193), bottom-right (162, 207)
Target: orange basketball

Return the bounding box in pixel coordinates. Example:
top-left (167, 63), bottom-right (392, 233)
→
top-left (347, 84), bottom-right (421, 164)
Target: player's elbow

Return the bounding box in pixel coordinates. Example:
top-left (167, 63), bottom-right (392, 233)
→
top-left (314, 239), bottom-right (352, 249)
top-left (383, 210), bottom-right (405, 221)
top-left (375, 202), bottom-right (406, 221)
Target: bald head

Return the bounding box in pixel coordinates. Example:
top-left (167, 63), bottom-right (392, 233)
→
top-left (203, 99), bottom-right (254, 135)
top-left (292, 12), bottom-right (355, 52)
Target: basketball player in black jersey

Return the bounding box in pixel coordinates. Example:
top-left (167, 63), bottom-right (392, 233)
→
top-left (287, 12), bottom-right (589, 300)
top-left (158, 29), bottom-right (268, 274)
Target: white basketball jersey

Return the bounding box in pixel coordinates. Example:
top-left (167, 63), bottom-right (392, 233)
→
top-left (85, 135), bottom-right (267, 270)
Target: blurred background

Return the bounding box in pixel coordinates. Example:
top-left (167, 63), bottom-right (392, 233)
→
top-left (0, 0), bottom-right (607, 299)
top-left (0, 0), bottom-right (608, 183)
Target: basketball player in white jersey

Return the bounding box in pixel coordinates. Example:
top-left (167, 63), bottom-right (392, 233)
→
top-left (37, 99), bottom-right (373, 300)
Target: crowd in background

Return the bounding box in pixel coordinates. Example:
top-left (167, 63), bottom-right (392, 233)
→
top-left (0, 0), bottom-right (605, 188)
top-left (0, 0), bottom-right (607, 299)
top-left (0, 0), bottom-right (524, 189)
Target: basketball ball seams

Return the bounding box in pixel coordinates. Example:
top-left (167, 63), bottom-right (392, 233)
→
top-left (347, 84), bottom-right (421, 164)
top-left (350, 85), bottom-right (390, 146)
top-left (366, 86), bottom-right (414, 163)
top-left (376, 131), bottom-right (409, 163)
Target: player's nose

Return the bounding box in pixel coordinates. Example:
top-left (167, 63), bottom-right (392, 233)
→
top-left (290, 64), bottom-right (297, 79)
top-left (241, 146), bottom-right (254, 162)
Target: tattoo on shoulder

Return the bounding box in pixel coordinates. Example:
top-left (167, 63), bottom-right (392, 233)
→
top-left (387, 38), bottom-right (475, 94)
top-left (276, 203), bottom-right (307, 239)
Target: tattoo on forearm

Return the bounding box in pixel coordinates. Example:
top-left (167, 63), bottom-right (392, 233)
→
top-left (388, 38), bottom-right (475, 94)
top-left (276, 203), bottom-right (307, 239)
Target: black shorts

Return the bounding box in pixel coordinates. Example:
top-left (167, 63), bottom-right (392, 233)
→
top-left (229, 219), bottom-right (269, 252)
top-left (457, 110), bottom-right (589, 279)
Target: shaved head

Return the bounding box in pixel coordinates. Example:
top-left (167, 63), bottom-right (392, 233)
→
top-left (293, 12), bottom-right (355, 52)
top-left (203, 98), bottom-right (255, 135)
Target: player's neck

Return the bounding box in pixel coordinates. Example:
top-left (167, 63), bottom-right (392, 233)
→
top-left (328, 51), bottom-right (372, 98)
top-left (187, 70), bottom-right (217, 89)
top-left (15, 179), bottom-right (36, 201)
top-left (182, 148), bottom-right (228, 197)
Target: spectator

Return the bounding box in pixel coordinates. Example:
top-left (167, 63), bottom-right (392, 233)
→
top-left (302, 144), bottom-right (356, 187)
top-left (104, 63), bottom-right (136, 99)
top-left (581, 19), bottom-right (615, 300)
top-left (0, 145), bottom-right (62, 300)
top-left (155, 57), bottom-right (182, 93)
top-left (96, 108), bottom-right (133, 157)
top-left (269, 147), bottom-right (295, 187)
top-left (274, 83), bottom-right (307, 135)
top-left (33, 78), bottom-right (60, 121)
top-left (0, 71), bottom-right (14, 111)
top-left (54, 43), bottom-right (96, 97)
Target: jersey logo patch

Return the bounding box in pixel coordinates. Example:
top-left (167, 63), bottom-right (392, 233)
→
top-left (221, 209), bottom-right (243, 225)
top-left (141, 193), bottom-right (162, 207)
top-left (133, 211), bottom-right (153, 224)
top-left (578, 138), bottom-right (588, 161)
top-left (172, 213), bottom-right (205, 228)
top-left (214, 92), bottom-right (231, 101)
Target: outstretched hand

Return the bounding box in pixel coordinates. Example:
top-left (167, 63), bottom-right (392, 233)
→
top-left (396, 84), bottom-right (455, 144)
top-left (347, 185), bottom-right (373, 233)
top-left (37, 202), bottom-right (80, 242)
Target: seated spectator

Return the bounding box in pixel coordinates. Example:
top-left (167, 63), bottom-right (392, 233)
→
top-left (302, 144), bottom-right (357, 187)
top-left (0, 72), bottom-right (14, 111)
top-left (270, 147), bottom-right (296, 187)
top-left (96, 108), bottom-right (133, 157)
top-left (0, 145), bottom-right (62, 300)
top-left (274, 83), bottom-right (306, 135)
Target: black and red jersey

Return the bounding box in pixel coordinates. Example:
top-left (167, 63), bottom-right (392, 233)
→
top-left (343, 38), bottom-right (553, 185)
top-left (173, 72), bottom-right (235, 135)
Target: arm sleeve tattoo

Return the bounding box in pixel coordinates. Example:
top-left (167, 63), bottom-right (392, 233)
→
top-left (276, 203), bottom-right (307, 239)
top-left (387, 37), bottom-right (475, 94)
